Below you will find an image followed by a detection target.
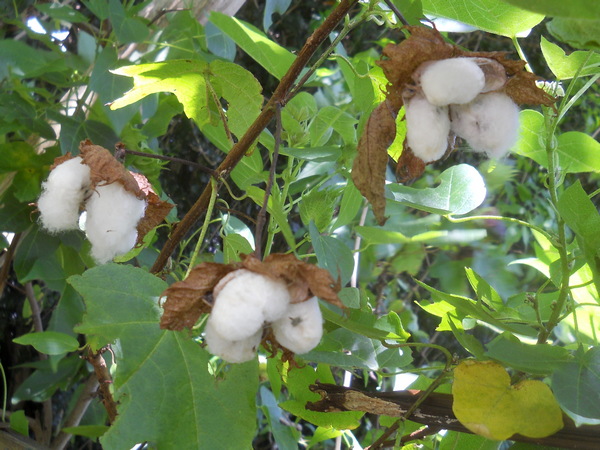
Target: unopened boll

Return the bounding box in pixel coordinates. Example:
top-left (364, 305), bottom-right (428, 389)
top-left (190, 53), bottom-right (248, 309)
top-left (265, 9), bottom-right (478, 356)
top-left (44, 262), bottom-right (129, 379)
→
top-left (450, 92), bottom-right (520, 158)
top-left (272, 296), bottom-right (323, 354)
top-left (405, 94), bottom-right (451, 163)
top-left (418, 58), bottom-right (485, 106)
top-left (209, 270), bottom-right (291, 341)
top-left (38, 157), bottom-right (91, 233)
top-left (84, 182), bottom-right (146, 264)
top-left (204, 319), bottom-right (261, 363)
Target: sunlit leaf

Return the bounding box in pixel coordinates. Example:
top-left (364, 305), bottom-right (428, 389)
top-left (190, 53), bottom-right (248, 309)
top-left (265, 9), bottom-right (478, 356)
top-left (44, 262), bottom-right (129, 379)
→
top-left (498, 0), bottom-right (600, 18)
top-left (540, 37), bottom-right (600, 79)
top-left (452, 360), bottom-right (563, 440)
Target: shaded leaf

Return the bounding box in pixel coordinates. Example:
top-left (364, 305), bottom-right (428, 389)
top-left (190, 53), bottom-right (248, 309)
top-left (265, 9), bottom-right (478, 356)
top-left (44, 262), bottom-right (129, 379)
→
top-left (13, 331), bottom-right (79, 355)
top-left (452, 360), bottom-right (563, 440)
top-left (548, 17), bottom-right (600, 51)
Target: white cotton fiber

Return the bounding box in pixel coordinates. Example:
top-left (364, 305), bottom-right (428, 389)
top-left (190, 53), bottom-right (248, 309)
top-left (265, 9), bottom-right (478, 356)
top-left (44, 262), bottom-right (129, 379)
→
top-left (272, 296), bottom-right (323, 354)
top-left (405, 94), bottom-right (451, 163)
top-left (84, 182), bottom-right (146, 264)
top-left (38, 157), bottom-right (91, 233)
top-left (209, 269), bottom-right (291, 341)
top-left (204, 319), bottom-right (261, 363)
top-left (450, 92), bottom-right (520, 158)
top-left (418, 58), bottom-right (486, 106)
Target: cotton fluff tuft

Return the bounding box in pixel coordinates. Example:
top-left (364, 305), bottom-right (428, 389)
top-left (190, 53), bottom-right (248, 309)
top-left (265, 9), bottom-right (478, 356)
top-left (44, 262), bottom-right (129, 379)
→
top-left (405, 94), bottom-right (451, 163)
top-left (38, 157), bottom-right (91, 233)
top-left (272, 296), bottom-right (323, 354)
top-left (84, 182), bottom-right (146, 264)
top-left (204, 319), bottom-right (262, 363)
top-left (450, 92), bottom-right (520, 158)
top-left (209, 269), bottom-right (291, 341)
top-left (418, 58), bottom-right (485, 106)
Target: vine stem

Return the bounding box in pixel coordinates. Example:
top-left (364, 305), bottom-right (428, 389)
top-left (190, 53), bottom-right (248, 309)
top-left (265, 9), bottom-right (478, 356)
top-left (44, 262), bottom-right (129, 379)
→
top-left (150, 0), bottom-right (359, 274)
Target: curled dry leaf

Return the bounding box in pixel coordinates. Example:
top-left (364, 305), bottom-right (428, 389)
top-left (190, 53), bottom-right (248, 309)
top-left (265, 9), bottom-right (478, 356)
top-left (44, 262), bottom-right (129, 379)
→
top-left (159, 263), bottom-right (237, 330)
top-left (130, 172), bottom-right (174, 244)
top-left (352, 25), bottom-right (556, 218)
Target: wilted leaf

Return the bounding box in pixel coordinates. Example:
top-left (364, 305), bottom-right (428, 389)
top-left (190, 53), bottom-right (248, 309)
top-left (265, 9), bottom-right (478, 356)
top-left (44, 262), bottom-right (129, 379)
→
top-left (352, 102), bottom-right (397, 225)
top-left (129, 171), bottom-right (174, 243)
top-left (160, 263), bottom-right (236, 330)
top-left (452, 360), bottom-right (563, 440)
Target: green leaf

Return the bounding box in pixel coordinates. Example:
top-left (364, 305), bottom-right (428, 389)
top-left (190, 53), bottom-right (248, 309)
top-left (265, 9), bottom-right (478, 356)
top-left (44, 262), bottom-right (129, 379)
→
top-left (388, 164), bottom-right (486, 215)
top-left (0, 40), bottom-right (66, 80)
top-left (210, 12), bottom-right (295, 80)
top-left (36, 3), bottom-right (88, 22)
top-left (246, 186), bottom-right (296, 250)
top-left (263, 0), bottom-right (292, 30)
top-left (333, 181), bottom-right (362, 229)
top-left (485, 333), bottom-right (572, 375)
top-left (548, 17), bottom-right (600, 50)
top-left (309, 222), bottom-right (354, 285)
top-left (309, 106), bottom-right (357, 146)
top-left (422, 0), bottom-right (544, 37)
top-left (13, 331), bottom-right (79, 355)
top-left (320, 306), bottom-right (410, 342)
top-left (107, 0), bottom-right (149, 44)
top-left (69, 264), bottom-right (258, 449)
top-left (540, 36), bottom-right (600, 79)
top-left (299, 188), bottom-right (339, 232)
top-left (279, 146), bottom-right (342, 162)
top-left (557, 181), bottom-right (600, 294)
top-left (9, 410), bottom-right (28, 436)
top-left (498, 0), bottom-right (600, 18)
top-left (61, 425), bottom-right (110, 438)
top-left (259, 386), bottom-right (300, 449)
top-left (551, 347), bottom-right (600, 425)
top-left (514, 110), bottom-right (600, 172)
top-left (465, 268), bottom-right (505, 311)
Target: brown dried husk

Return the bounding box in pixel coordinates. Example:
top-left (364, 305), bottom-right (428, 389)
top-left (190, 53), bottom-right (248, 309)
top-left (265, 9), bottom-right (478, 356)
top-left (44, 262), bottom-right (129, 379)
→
top-left (159, 253), bottom-right (344, 331)
top-left (352, 25), bottom-right (556, 224)
top-left (130, 172), bottom-right (174, 244)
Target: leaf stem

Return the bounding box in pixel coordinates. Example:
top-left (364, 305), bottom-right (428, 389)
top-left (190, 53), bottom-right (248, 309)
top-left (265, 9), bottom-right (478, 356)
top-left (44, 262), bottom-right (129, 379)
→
top-left (150, 0), bottom-right (360, 274)
top-left (186, 177), bottom-right (218, 275)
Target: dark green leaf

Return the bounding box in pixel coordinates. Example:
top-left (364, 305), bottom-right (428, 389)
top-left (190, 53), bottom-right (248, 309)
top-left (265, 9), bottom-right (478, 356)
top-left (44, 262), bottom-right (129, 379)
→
top-left (548, 17), bottom-right (600, 50)
top-left (498, 0), bottom-right (600, 18)
top-left (13, 331), bottom-right (79, 355)
top-left (36, 3), bottom-right (88, 22)
top-left (279, 146), bottom-right (342, 162)
top-left (309, 221), bottom-right (354, 285)
top-left (108, 0), bottom-right (149, 44)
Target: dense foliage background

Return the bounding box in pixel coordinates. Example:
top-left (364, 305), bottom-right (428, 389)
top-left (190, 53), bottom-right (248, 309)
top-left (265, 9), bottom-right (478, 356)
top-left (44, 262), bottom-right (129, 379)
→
top-left (1, 0), bottom-right (599, 448)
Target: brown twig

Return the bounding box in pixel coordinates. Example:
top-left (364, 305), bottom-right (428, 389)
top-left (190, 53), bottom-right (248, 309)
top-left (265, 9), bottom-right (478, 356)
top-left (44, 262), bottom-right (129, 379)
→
top-left (254, 103), bottom-right (282, 260)
top-left (150, 0), bottom-right (360, 274)
top-left (50, 375), bottom-right (100, 450)
top-left (85, 347), bottom-right (118, 424)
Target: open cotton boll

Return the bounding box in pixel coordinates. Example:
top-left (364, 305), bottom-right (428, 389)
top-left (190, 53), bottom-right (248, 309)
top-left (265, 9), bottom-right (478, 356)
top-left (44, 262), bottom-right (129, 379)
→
top-left (405, 94), bottom-right (451, 163)
top-left (450, 92), bottom-right (520, 158)
top-left (38, 157), bottom-right (91, 233)
top-left (209, 269), bottom-right (291, 341)
top-left (84, 182), bottom-right (146, 264)
top-left (418, 58), bottom-right (485, 106)
top-left (204, 319), bottom-right (261, 363)
top-left (272, 296), bottom-right (323, 354)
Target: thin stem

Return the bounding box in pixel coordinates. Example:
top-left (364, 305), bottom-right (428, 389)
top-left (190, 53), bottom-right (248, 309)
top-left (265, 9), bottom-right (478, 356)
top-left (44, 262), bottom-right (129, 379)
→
top-left (186, 177), bottom-right (218, 275)
top-left (255, 103), bottom-right (282, 260)
top-left (446, 214), bottom-right (554, 243)
top-left (150, 0), bottom-right (360, 274)
top-left (511, 36), bottom-right (532, 72)
top-left (0, 361), bottom-right (6, 422)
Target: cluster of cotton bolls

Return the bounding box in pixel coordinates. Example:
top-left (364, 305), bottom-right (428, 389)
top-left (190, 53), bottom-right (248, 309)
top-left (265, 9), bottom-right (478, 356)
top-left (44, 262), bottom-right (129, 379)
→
top-left (38, 157), bottom-right (147, 264)
top-left (205, 269), bottom-right (323, 363)
top-left (405, 57), bottom-right (520, 162)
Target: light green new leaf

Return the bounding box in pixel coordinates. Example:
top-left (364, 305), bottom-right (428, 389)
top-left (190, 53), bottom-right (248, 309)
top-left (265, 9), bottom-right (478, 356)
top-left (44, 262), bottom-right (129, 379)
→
top-left (70, 264), bottom-right (258, 450)
top-left (552, 347), bottom-right (600, 425)
top-left (210, 12), bottom-right (295, 79)
top-left (422, 0), bottom-right (544, 37)
top-left (540, 36), bottom-right (600, 79)
top-left (515, 110), bottom-right (600, 172)
top-left (388, 164), bottom-right (486, 215)
top-left (13, 331), bottom-right (79, 355)
top-left (498, 0), bottom-right (600, 18)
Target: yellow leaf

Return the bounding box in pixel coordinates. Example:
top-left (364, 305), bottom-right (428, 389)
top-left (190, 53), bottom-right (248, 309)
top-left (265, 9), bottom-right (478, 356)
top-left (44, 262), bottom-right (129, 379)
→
top-left (452, 360), bottom-right (563, 440)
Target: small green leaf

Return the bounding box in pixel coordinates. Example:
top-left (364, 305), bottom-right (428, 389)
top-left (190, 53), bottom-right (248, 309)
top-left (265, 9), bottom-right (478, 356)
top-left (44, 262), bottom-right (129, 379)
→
top-left (210, 12), bottom-right (295, 80)
top-left (9, 410), bottom-right (28, 436)
top-left (389, 164), bottom-right (486, 215)
top-left (485, 333), bottom-right (572, 375)
top-left (422, 0), bottom-right (544, 37)
top-left (61, 425), bottom-right (110, 438)
top-left (309, 106), bottom-right (357, 146)
top-left (14, 331), bottom-right (79, 355)
top-left (309, 222), bottom-right (354, 285)
top-left (551, 347), bottom-right (600, 425)
top-left (279, 146), bottom-right (342, 162)
top-left (540, 36), bottom-right (600, 79)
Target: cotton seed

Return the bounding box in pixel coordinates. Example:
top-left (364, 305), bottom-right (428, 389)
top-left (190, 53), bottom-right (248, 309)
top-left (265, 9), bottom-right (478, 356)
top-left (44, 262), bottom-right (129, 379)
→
top-left (272, 296), bottom-right (323, 354)
top-left (38, 157), bottom-right (91, 233)
top-left (84, 182), bottom-right (146, 264)
top-left (405, 94), bottom-right (451, 163)
top-left (209, 269), bottom-right (291, 341)
top-left (204, 319), bottom-right (261, 363)
top-left (450, 92), bottom-right (520, 158)
top-left (417, 58), bottom-right (485, 106)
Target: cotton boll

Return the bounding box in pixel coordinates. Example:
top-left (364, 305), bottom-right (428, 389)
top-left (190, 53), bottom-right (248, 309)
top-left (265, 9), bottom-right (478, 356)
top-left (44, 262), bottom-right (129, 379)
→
top-left (418, 58), bottom-right (485, 106)
top-left (38, 157), bottom-right (91, 233)
top-left (450, 92), bottom-right (520, 158)
top-left (84, 182), bottom-right (146, 264)
top-left (272, 296), bottom-right (323, 354)
top-left (209, 269), bottom-right (291, 341)
top-left (204, 319), bottom-right (261, 363)
top-left (405, 94), bottom-right (451, 163)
